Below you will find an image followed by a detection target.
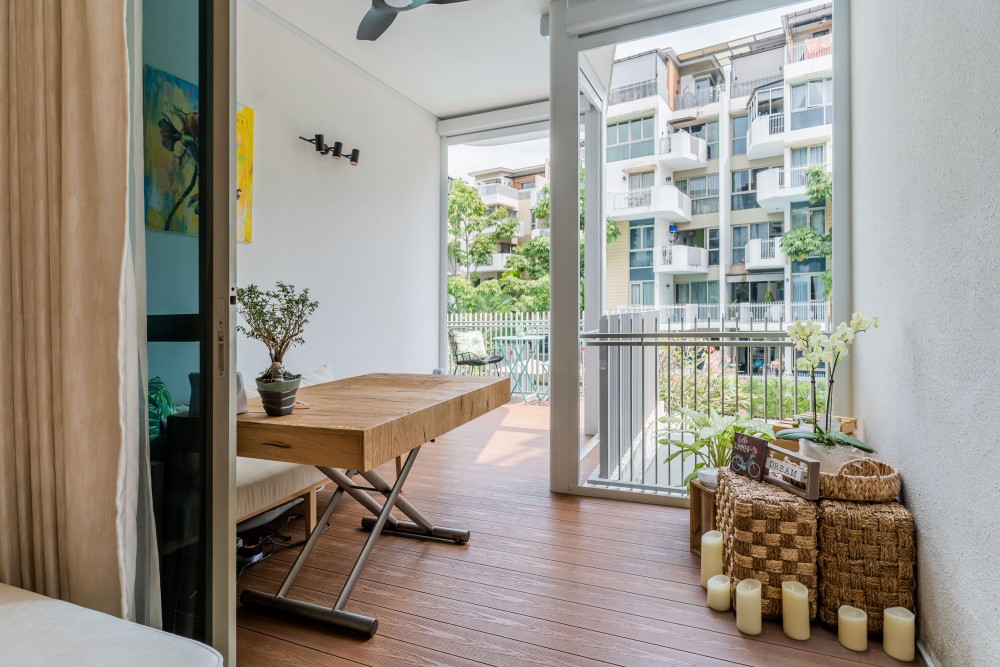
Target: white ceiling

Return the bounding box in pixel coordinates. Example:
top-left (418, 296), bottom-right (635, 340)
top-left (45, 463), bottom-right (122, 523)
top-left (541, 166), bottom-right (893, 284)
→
top-left (253, 0), bottom-right (552, 120)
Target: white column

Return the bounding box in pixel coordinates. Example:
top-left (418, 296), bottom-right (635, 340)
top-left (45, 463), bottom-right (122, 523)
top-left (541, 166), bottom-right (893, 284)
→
top-left (549, 0), bottom-right (582, 492)
top-left (718, 82), bottom-right (731, 329)
top-left (832, 0), bottom-right (852, 415)
top-left (583, 104), bottom-right (605, 436)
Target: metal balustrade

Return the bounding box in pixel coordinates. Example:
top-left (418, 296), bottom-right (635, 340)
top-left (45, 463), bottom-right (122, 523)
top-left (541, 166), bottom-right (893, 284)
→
top-left (583, 313), bottom-right (828, 496)
top-left (609, 79), bottom-right (659, 105)
top-left (788, 34), bottom-right (832, 63)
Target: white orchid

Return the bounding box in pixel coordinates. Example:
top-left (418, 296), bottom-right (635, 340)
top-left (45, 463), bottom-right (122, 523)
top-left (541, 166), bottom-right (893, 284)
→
top-left (786, 312), bottom-right (878, 433)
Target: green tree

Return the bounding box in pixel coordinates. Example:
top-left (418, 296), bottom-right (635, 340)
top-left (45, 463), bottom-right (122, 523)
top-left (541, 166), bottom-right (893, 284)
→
top-left (447, 179), bottom-right (519, 279)
top-left (781, 166), bottom-right (834, 297)
top-left (502, 235), bottom-right (550, 279)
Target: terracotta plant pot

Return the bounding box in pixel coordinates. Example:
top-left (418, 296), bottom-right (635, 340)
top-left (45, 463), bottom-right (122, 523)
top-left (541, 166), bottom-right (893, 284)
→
top-left (256, 376), bottom-right (301, 416)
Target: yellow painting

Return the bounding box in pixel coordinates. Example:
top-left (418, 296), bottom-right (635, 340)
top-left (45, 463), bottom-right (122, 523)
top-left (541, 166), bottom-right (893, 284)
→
top-left (144, 66), bottom-right (199, 235)
top-left (236, 104), bottom-right (255, 243)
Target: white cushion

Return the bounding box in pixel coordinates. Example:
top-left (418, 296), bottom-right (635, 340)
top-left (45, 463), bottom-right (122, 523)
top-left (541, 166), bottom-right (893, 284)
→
top-left (0, 583), bottom-right (222, 667)
top-left (237, 457), bottom-right (328, 520)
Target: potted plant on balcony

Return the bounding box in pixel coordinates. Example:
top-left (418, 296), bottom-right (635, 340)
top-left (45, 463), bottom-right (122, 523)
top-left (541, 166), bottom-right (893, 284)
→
top-left (776, 314), bottom-right (878, 472)
top-left (659, 407), bottom-right (774, 488)
top-left (764, 290), bottom-right (782, 321)
top-left (236, 282), bottom-right (319, 416)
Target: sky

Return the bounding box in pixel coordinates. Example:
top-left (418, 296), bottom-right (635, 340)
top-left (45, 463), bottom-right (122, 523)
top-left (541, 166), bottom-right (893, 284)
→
top-left (447, 1), bottom-right (817, 182)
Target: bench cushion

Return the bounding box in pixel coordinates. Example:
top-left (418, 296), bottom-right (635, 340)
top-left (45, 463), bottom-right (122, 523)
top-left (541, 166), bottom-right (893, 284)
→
top-left (237, 457), bottom-right (328, 520)
top-left (0, 583), bottom-right (222, 666)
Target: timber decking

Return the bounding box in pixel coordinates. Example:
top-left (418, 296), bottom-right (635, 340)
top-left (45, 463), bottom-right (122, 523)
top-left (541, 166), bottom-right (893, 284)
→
top-left (237, 400), bottom-right (923, 667)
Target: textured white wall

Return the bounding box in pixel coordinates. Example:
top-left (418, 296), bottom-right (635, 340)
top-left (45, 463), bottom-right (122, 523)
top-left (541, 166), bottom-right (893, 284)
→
top-left (235, 5), bottom-right (441, 382)
top-left (851, 2), bottom-right (1000, 665)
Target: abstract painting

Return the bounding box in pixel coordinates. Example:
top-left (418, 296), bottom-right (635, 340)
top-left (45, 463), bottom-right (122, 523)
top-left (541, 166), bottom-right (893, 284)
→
top-left (236, 103), bottom-right (255, 243)
top-left (144, 66), bottom-right (200, 236)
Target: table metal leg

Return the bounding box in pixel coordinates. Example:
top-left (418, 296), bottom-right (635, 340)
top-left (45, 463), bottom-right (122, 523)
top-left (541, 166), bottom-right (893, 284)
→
top-left (358, 469), bottom-right (471, 544)
top-left (240, 449), bottom-right (423, 638)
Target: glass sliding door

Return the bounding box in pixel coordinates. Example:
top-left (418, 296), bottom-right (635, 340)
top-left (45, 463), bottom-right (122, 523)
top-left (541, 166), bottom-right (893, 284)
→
top-left (140, 0), bottom-right (233, 653)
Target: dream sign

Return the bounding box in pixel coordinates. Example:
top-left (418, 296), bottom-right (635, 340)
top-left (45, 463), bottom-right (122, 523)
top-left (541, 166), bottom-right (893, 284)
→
top-left (764, 444), bottom-right (821, 500)
top-left (730, 432), bottom-right (769, 481)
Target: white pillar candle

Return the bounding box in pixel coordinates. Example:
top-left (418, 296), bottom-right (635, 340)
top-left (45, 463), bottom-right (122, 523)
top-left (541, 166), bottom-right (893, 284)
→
top-left (700, 530), bottom-right (723, 588)
top-left (781, 580), bottom-right (810, 640)
top-left (838, 605), bottom-right (868, 652)
top-left (706, 574), bottom-right (731, 612)
top-left (735, 578), bottom-right (762, 635)
top-left (883, 607), bottom-right (915, 662)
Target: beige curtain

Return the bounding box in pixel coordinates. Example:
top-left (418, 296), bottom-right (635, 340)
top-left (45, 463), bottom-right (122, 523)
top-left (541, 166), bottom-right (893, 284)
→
top-left (0, 0), bottom-right (140, 619)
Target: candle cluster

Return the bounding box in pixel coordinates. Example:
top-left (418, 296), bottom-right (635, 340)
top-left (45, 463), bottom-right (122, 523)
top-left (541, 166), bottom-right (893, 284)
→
top-left (699, 532), bottom-right (916, 660)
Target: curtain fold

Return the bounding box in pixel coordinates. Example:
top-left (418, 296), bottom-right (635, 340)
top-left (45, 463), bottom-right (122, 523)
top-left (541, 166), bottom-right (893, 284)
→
top-left (0, 0), bottom-right (154, 621)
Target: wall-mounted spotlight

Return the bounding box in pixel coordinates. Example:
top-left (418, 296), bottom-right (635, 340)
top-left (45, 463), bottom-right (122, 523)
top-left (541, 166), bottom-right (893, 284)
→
top-left (299, 134), bottom-right (361, 167)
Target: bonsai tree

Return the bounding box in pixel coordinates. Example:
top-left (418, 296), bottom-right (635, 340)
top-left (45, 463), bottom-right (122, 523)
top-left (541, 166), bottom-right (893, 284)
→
top-left (660, 407), bottom-right (774, 484)
top-left (236, 282), bottom-right (319, 383)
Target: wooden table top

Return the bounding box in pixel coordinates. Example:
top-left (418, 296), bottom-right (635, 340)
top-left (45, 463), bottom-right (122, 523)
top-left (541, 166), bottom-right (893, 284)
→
top-left (237, 373), bottom-right (510, 471)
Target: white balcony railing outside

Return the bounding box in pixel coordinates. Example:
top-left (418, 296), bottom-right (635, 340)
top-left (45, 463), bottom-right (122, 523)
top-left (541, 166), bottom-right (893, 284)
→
top-left (748, 113), bottom-right (785, 143)
top-left (729, 73), bottom-right (783, 99)
top-left (674, 84), bottom-right (724, 111)
top-left (659, 131), bottom-right (708, 165)
top-left (657, 245), bottom-right (708, 273)
top-left (788, 34), bottom-right (833, 63)
top-left (756, 167), bottom-right (785, 200)
top-left (477, 183), bottom-right (519, 207)
top-left (609, 185), bottom-right (691, 221)
top-left (609, 79), bottom-right (659, 105)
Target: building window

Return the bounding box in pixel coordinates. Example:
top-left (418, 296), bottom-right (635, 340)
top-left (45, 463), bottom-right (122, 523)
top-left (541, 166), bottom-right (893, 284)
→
top-left (628, 171), bottom-right (655, 191)
top-left (607, 116), bottom-right (655, 162)
top-left (675, 280), bottom-right (719, 305)
top-left (731, 167), bottom-right (771, 210)
top-left (754, 85), bottom-right (784, 117)
top-left (732, 115), bottom-right (748, 155)
top-left (687, 121), bottom-right (719, 159)
top-left (676, 174), bottom-right (719, 215)
top-left (790, 78), bottom-right (833, 131)
top-left (790, 145), bottom-right (826, 188)
top-left (630, 281), bottom-right (655, 306)
top-left (791, 202), bottom-right (826, 236)
top-left (707, 228), bottom-right (719, 266)
top-left (629, 223), bottom-right (654, 270)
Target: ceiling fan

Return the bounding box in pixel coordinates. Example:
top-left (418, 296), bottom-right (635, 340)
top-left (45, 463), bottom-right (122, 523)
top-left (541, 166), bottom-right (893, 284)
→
top-left (357, 0), bottom-right (469, 41)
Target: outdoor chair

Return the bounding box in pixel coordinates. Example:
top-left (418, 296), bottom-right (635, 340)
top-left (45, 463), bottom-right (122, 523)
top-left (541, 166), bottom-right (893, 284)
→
top-left (448, 328), bottom-right (504, 375)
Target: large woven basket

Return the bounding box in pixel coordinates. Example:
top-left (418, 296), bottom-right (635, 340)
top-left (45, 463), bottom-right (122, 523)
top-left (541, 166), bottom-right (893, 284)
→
top-left (716, 469), bottom-right (818, 619)
top-left (818, 500), bottom-right (916, 633)
top-left (820, 458), bottom-right (901, 502)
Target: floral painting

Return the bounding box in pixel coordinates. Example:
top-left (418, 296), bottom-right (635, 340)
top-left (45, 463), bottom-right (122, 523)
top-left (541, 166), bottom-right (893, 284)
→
top-left (144, 66), bottom-right (200, 235)
top-left (236, 103), bottom-right (254, 243)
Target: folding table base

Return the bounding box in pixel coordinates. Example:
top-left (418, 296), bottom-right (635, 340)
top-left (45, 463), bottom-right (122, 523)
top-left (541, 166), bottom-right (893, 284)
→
top-left (239, 445), bottom-right (470, 638)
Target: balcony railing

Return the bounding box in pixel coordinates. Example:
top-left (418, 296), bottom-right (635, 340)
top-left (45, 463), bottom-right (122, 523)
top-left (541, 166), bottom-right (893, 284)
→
top-left (609, 185), bottom-right (692, 222)
top-left (658, 245), bottom-right (708, 272)
top-left (659, 131), bottom-right (708, 164)
top-left (788, 34), bottom-right (833, 63)
top-left (583, 317), bottom-right (828, 495)
top-left (477, 183), bottom-right (519, 201)
top-left (674, 84), bottom-right (723, 111)
top-left (748, 113), bottom-right (785, 142)
top-left (609, 79), bottom-right (659, 105)
top-left (615, 188), bottom-right (651, 209)
top-left (729, 73), bottom-right (783, 98)
top-left (759, 238), bottom-right (779, 259)
top-left (789, 163), bottom-right (829, 188)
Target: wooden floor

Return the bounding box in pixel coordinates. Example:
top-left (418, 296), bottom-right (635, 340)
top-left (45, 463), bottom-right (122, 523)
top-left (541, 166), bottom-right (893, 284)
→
top-left (237, 400), bottom-right (922, 667)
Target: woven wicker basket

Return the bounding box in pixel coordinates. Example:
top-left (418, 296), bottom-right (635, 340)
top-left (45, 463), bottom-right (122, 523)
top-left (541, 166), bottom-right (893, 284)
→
top-left (820, 458), bottom-right (901, 502)
top-left (818, 500), bottom-right (915, 633)
top-left (716, 469), bottom-right (818, 619)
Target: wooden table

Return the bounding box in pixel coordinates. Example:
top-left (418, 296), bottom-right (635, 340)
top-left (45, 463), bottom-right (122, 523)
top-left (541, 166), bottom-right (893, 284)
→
top-left (237, 373), bottom-right (510, 637)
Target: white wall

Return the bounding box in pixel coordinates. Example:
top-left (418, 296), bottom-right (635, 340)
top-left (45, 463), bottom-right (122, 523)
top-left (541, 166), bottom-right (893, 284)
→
top-left (235, 4), bottom-right (441, 382)
top-left (850, 2), bottom-right (1000, 665)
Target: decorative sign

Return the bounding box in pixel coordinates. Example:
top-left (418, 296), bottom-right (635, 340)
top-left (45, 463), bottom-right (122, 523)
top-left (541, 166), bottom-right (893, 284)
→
top-left (764, 444), bottom-right (821, 500)
top-left (766, 456), bottom-right (808, 482)
top-left (730, 433), bottom-right (769, 481)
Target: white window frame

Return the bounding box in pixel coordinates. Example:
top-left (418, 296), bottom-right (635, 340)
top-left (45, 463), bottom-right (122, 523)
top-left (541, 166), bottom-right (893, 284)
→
top-left (607, 115), bottom-right (655, 162)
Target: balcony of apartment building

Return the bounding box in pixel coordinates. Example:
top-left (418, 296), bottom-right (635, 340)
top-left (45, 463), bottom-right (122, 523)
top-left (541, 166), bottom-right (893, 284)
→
top-left (744, 236), bottom-right (788, 271)
top-left (654, 244), bottom-right (708, 274)
top-left (785, 33), bottom-right (833, 82)
top-left (756, 162), bottom-right (828, 213)
top-left (746, 112), bottom-right (785, 159)
top-left (658, 131), bottom-right (708, 170)
top-left (673, 82), bottom-right (724, 112)
top-left (517, 186), bottom-right (544, 209)
top-left (477, 182), bottom-right (519, 209)
top-left (606, 77), bottom-right (662, 118)
top-left (608, 185), bottom-right (691, 222)
top-left (475, 251), bottom-right (512, 274)
top-left (728, 72), bottom-right (783, 103)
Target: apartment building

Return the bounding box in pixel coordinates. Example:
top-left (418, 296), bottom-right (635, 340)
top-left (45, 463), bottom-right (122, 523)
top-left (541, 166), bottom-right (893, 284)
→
top-left (455, 164), bottom-right (549, 280)
top-left (605, 3), bottom-right (833, 328)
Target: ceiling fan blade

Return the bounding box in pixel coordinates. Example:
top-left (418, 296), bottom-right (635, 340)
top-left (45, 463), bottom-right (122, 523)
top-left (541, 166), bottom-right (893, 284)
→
top-left (357, 7), bottom-right (396, 41)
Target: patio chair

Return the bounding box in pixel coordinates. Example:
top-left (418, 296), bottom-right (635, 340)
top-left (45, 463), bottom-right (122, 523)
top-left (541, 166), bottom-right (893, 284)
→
top-left (448, 328), bottom-right (504, 376)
